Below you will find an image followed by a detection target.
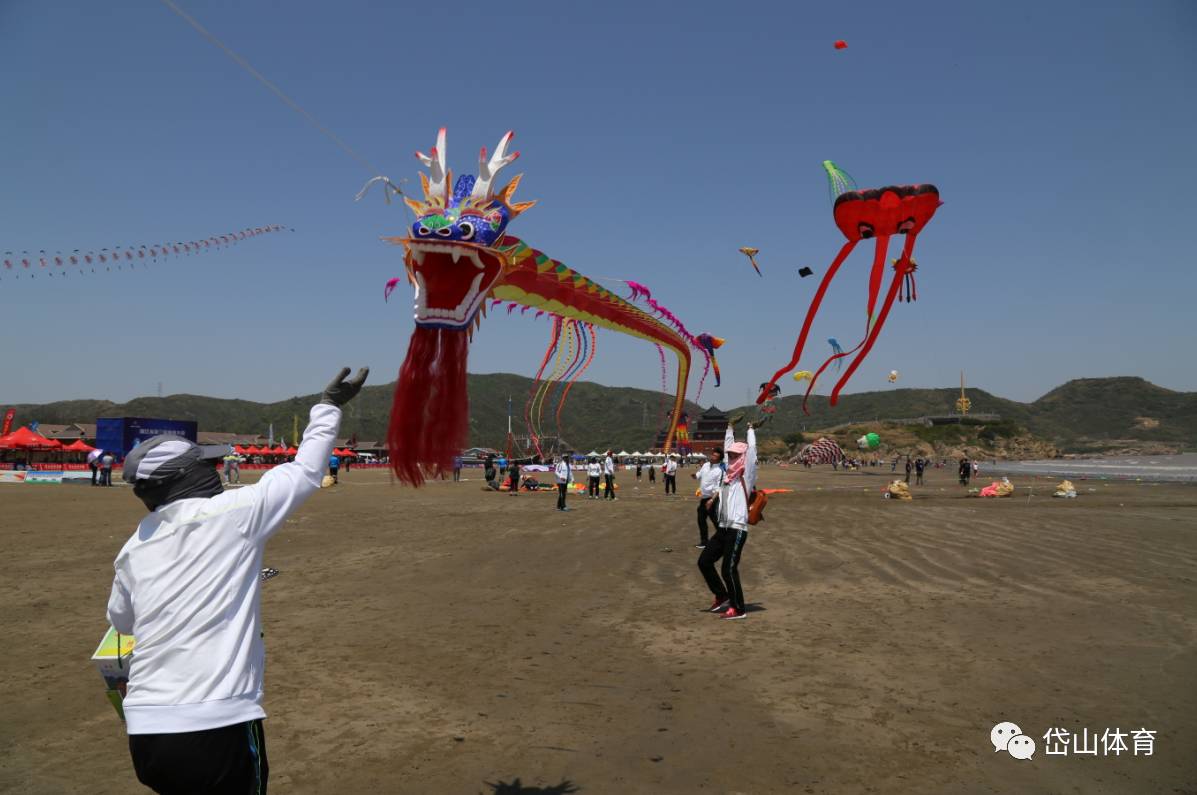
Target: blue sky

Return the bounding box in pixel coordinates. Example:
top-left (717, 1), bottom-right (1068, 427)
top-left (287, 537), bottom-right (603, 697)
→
top-left (2, 0), bottom-right (1194, 408)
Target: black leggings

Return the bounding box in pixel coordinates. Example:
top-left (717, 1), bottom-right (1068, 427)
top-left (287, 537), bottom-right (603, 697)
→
top-left (604, 474), bottom-right (615, 499)
top-left (697, 527), bottom-right (748, 611)
top-left (664, 474), bottom-right (676, 494)
top-left (589, 476), bottom-right (600, 497)
top-left (557, 482), bottom-right (568, 509)
top-left (129, 719), bottom-right (267, 794)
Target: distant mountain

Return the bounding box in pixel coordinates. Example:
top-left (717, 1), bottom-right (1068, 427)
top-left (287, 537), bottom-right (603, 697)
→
top-left (7, 375), bottom-right (1195, 453)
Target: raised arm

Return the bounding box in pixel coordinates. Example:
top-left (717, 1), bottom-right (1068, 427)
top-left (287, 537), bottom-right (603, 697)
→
top-left (745, 425), bottom-right (758, 493)
top-left (242, 368), bottom-right (368, 542)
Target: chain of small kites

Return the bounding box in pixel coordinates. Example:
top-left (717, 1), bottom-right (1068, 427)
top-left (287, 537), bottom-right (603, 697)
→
top-left (1, 225), bottom-right (292, 281)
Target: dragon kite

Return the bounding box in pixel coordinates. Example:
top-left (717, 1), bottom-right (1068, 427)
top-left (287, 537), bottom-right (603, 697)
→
top-left (381, 129), bottom-right (693, 485)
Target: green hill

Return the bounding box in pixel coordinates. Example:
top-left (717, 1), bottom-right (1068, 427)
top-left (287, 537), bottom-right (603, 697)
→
top-left (6, 375), bottom-right (1195, 454)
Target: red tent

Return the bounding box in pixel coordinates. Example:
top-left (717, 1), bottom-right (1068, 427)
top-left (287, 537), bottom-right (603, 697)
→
top-left (233, 445), bottom-right (248, 454)
top-left (0, 426), bottom-right (60, 450)
top-left (61, 439), bottom-right (96, 453)
top-left (245, 445), bottom-right (263, 455)
top-left (284, 446), bottom-right (298, 456)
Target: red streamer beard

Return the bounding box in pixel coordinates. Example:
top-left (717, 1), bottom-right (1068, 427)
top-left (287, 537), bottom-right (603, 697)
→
top-left (387, 326), bottom-right (470, 486)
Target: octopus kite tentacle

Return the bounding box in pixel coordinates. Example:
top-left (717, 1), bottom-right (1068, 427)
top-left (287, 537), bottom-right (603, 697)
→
top-left (799, 234), bottom-right (917, 411)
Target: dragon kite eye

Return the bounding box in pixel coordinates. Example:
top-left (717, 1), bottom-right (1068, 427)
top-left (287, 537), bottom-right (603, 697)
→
top-left (417, 226), bottom-right (431, 236)
top-left (897, 218), bottom-right (915, 234)
top-left (458, 222), bottom-right (475, 241)
top-left (435, 226), bottom-right (453, 237)
top-left (858, 222), bottom-right (875, 239)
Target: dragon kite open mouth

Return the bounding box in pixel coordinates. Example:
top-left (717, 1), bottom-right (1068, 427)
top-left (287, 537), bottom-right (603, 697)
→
top-left (404, 240), bottom-right (506, 329)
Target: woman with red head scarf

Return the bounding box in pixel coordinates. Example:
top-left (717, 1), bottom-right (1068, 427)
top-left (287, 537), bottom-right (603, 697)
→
top-left (696, 419), bottom-right (757, 620)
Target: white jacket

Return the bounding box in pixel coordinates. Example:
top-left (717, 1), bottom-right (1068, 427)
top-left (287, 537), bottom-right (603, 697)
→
top-left (696, 461), bottom-right (724, 498)
top-left (717, 425), bottom-right (757, 532)
top-left (664, 458), bottom-right (678, 476)
top-left (107, 403), bottom-right (340, 734)
top-left (603, 456), bottom-right (615, 476)
top-left (554, 460), bottom-right (572, 484)
top-left (586, 463), bottom-right (601, 478)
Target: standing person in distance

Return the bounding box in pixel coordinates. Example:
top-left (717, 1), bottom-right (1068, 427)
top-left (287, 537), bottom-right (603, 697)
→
top-left (107, 367), bottom-right (368, 795)
top-left (692, 448), bottom-right (724, 548)
top-left (586, 456), bottom-right (601, 499)
top-left (663, 453), bottom-right (679, 495)
top-left (328, 451), bottom-right (341, 484)
top-left (554, 453), bottom-right (573, 511)
top-left (602, 450), bottom-right (617, 500)
top-left (100, 450), bottom-right (115, 486)
top-left (648, 462), bottom-right (656, 486)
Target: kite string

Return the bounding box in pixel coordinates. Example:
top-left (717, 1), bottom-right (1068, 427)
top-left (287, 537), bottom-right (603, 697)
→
top-left (158, 0), bottom-right (383, 176)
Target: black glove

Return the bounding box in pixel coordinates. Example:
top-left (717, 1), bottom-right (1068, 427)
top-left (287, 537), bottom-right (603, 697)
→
top-left (320, 367), bottom-right (369, 407)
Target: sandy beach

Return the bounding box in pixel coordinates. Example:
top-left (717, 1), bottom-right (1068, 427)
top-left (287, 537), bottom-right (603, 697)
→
top-left (2, 465), bottom-right (1195, 794)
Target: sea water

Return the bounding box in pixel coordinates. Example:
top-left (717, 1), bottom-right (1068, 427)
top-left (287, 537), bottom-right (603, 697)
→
top-left (990, 453), bottom-right (1197, 483)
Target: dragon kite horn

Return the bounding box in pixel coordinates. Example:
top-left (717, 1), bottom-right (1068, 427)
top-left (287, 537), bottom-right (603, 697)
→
top-left (470, 130), bottom-right (520, 202)
top-left (414, 127), bottom-right (450, 202)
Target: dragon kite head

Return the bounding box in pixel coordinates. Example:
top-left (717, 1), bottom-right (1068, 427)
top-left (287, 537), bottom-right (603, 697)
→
top-left (391, 128), bottom-right (537, 330)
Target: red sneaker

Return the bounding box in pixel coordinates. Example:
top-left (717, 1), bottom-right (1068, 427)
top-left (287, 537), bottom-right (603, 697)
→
top-left (722, 607), bottom-right (746, 620)
top-left (709, 598), bottom-right (730, 613)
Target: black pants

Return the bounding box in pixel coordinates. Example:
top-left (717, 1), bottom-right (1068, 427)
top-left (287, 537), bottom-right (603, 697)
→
top-left (329, 467), bottom-right (339, 484)
top-left (664, 474), bottom-right (676, 494)
top-left (916, 471), bottom-right (923, 485)
top-left (557, 482), bottom-right (568, 509)
top-left (453, 468), bottom-right (461, 482)
top-left (101, 468), bottom-right (112, 486)
top-left (90, 464), bottom-right (98, 485)
top-left (129, 719), bottom-right (268, 794)
top-left (697, 527), bottom-right (748, 611)
top-left (604, 474), bottom-right (615, 499)
top-left (588, 476), bottom-right (600, 497)
top-left (696, 496), bottom-right (718, 545)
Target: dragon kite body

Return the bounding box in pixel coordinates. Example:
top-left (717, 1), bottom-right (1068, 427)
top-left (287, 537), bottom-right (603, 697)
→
top-left (383, 129), bottom-right (693, 485)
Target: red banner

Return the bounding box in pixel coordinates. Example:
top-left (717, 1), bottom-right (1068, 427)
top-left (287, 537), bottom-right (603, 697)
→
top-left (1, 409), bottom-right (14, 436)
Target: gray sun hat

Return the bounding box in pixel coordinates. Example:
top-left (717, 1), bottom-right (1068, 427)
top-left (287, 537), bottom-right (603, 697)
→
top-left (122, 435), bottom-right (232, 484)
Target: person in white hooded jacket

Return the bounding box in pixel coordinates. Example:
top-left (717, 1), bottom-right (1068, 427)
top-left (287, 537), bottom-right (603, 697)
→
top-left (696, 420), bottom-right (756, 620)
top-left (107, 367), bottom-right (367, 794)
